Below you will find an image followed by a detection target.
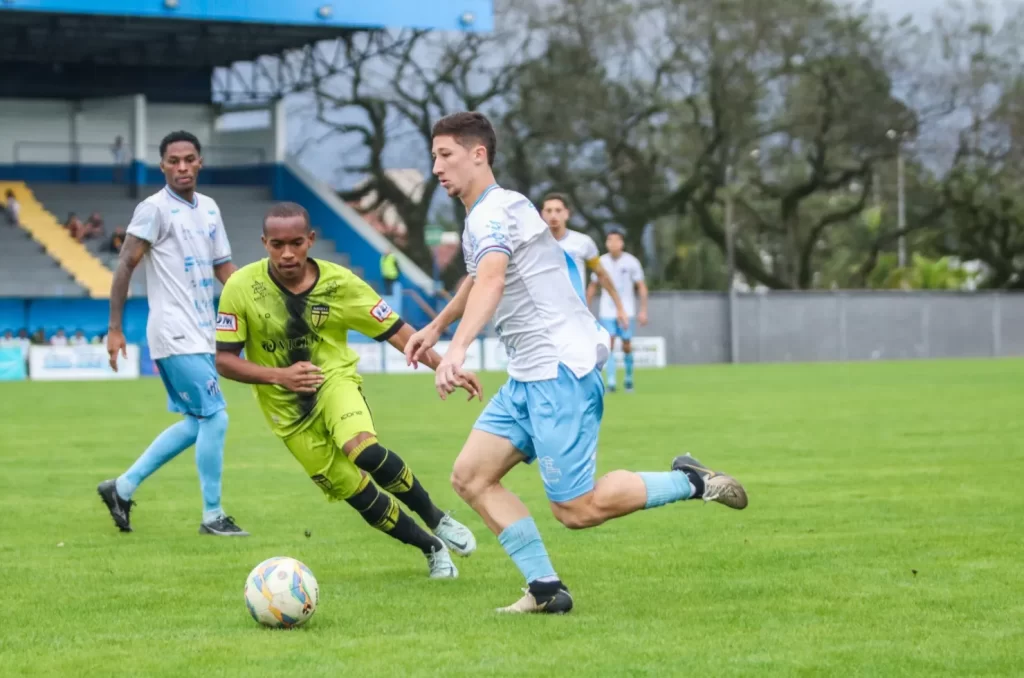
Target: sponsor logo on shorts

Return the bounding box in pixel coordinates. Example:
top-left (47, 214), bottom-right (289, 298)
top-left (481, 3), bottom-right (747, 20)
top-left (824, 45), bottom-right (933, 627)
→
top-left (206, 379), bottom-right (221, 397)
top-left (216, 313), bottom-right (238, 332)
top-left (539, 457), bottom-right (562, 485)
top-left (310, 304), bottom-right (330, 328)
top-left (370, 300), bottom-right (393, 322)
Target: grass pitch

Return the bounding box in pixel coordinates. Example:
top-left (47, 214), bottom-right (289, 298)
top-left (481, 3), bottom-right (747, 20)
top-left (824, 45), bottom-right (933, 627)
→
top-left (1, 360), bottom-right (1022, 677)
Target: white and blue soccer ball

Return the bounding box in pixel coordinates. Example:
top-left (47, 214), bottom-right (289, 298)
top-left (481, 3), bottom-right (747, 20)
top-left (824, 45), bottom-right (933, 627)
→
top-left (244, 556), bottom-right (319, 629)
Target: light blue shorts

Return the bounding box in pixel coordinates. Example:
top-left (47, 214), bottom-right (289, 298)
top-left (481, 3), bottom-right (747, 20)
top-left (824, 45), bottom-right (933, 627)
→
top-left (156, 353), bottom-right (226, 418)
top-left (473, 363), bottom-right (604, 503)
top-left (600, 317), bottom-right (636, 341)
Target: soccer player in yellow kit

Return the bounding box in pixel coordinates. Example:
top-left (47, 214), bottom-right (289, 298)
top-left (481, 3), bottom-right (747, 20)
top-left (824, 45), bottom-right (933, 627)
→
top-left (215, 202), bottom-right (481, 579)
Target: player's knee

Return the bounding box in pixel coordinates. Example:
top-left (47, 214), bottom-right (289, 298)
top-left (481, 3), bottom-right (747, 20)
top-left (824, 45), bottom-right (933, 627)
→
top-left (199, 408), bottom-right (229, 432)
top-left (622, 340), bottom-right (632, 353)
top-left (349, 441), bottom-right (412, 494)
top-left (450, 460), bottom-right (483, 502)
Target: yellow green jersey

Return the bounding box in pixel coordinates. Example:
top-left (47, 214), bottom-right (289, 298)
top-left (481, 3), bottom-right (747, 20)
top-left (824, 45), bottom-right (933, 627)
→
top-left (215, 258), bottom-right (403, 437)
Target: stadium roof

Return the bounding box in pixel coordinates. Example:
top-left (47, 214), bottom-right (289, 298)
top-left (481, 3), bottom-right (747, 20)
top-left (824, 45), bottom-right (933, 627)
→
top-left (0, 13), bottom-right (357, 70)
top-left (0, 1), bottom-right (493, 102)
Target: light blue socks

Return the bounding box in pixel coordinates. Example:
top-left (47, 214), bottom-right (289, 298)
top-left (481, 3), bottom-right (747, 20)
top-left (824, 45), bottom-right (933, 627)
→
top-left (604, 351), bottom-right (617, 388)
top-left (196, 410), bottom-right (228, 523)
top-left (115, 410), bottom-right (228, 523)
top-left (498, 517), bottom-right (558, 583)
top-left (639, 471), bottom-right (695, 509)
top-left (624, 352), bottom-right (635, 385)
top-left (116, 417), bottom-right (200, 499)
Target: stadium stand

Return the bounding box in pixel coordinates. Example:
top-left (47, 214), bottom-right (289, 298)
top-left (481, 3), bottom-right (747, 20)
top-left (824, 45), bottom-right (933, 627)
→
top-left (0, 181), bottom-right (109, 297)
top-left (29, 183), bottom-right (361, 297)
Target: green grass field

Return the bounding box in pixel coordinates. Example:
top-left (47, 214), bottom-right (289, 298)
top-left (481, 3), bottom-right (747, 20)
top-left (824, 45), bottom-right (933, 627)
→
top-left (2, 360), bottom-right (1023, 677)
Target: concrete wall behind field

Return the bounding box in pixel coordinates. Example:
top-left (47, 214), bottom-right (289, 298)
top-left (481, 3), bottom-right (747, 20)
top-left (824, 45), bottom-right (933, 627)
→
top-left (636, 291), bottom-right (1024, 365)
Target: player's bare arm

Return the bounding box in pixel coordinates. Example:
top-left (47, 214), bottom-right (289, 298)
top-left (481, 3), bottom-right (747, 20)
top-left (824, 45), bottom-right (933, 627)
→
top-left (590, 260), bottom-right (629, 329)
top-left (387, 323), bottom-right (482, 401)
top-left (636, 279), bottom-right (649, 325)
top-left (436, 253), bottom-right (506, 399)
top-left (405, 275), bottom-right (475, 367)
top-left (106, 234), bottom-right (150, 371)
top-left (215, 345), bottom-right (323, 394)
top-left (213, 261), bottom-right (237, 284)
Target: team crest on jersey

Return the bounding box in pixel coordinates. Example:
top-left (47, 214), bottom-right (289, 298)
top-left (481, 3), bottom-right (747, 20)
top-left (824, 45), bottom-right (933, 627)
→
top-left (370, 299), bottom-right (393, 322)
top-left (216, 313), bottom-right (238, 332)
top-left (310, 304), bottom-right (330, 328)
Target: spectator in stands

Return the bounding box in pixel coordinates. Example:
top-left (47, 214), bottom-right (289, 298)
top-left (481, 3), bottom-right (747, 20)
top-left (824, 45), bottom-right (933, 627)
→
top-left (69, 329), bottom-right (88, 346)
top-left (84, 212), bottom-right (105, 240)
top-left (50, 327), bottom-right (69, 346)
top-left (3, 189), bottom-right (19, 228)
top-left (16, 329), bottom-right (30, 359)
top-left (112, 135), bottom-right (128, 184)
top-left (107, 226), bottom-right (127, 253)
top-left (31, 328), bottom-right (46, 345)
top-left (65, 213), bottom-right (85, 242)
top-left (0, 330), bottom-right (15, 347)
top-left (380, 246), bottom-right (400, 294)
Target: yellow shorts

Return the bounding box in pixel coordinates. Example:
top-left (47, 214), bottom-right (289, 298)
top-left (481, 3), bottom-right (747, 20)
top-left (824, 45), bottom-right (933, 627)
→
top-left (282, 378), bottom-right (377, 501)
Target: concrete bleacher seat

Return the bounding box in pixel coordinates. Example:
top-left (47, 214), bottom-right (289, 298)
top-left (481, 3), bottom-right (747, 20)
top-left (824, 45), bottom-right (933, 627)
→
top-left (0, 228), bottom-right (88, 297)
top-left (29, 184), bottom-right (357, 297)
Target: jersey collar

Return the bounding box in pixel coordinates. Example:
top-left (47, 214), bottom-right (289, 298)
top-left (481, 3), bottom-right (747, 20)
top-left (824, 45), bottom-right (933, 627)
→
top-left (468, 183), bottom-right (499, 215)
top-left (267, 258), bottom-right (321, 297)
top-left (164, 186), bottom-right (198, 209)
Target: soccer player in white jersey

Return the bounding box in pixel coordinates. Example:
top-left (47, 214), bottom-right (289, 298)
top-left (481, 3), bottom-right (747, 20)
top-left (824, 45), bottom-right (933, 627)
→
top-left (405, 112), bottom-right (748, 614)
top-left (540, 193), bottom-right (628, 329)
top-left (97, 130), bottom-right (248, 537)
top-left (586, 228), bottom-right (649, 392)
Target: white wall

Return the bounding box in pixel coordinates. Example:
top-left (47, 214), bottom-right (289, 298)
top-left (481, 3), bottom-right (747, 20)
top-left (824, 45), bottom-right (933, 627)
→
top-left (149, 103), bottom-right (273, 167)
top-left (0, 99), bottom-right (74, 163)
top-left (0, 98), bottom-right (274, 167)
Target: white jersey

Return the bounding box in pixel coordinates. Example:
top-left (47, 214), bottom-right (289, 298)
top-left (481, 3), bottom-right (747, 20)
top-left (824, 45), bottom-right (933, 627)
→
top-left (463, 186), bottom-right (604, 382)
top-left (596, 252), bottom-right (644, 318)
top-left (555, 229), bottom-right (600, 293)
top-left (126, 186), bottom-right (232, 359)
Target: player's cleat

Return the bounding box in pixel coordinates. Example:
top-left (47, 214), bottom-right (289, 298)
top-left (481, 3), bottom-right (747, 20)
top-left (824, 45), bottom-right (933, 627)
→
top-left (426, 545), bottom-right (458, 579)
top-left (497, 584), bottom-right (574, 614)
top-left (624, 380), bottom-right (634, 393)
top-left (607, 384), bottom-right (617, 393)
top-left (97, 479), bottom-right (135, 533)
top-left (198, 515), bottom-right (250, 536)
top-left (672, 454), bottom-right (748, 509)
top-left (432, 513), bottom-right (477, 557)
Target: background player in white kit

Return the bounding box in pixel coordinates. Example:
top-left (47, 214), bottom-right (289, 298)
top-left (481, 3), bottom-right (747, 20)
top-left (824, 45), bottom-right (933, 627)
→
top-left (587, 229), bottom-right (648, 392)
top-left (98, 131), bottom-right (248, 537)
top-left (539, 193), bottom-right (628, 329)
top-left (406, 112), bottom-right (748, 615)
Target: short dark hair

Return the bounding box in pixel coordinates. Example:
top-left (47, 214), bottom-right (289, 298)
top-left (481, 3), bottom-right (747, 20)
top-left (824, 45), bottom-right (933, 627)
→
top-left (606, 227), bottom-right (626, 240)
top-left (263, 202), bottom-right (310, 234)
top-left (431, 111), bottom-right (496, 166)
top-left (541, 192), bottom-right (571, 211)
top-left (159, 130), bottom-right (202, 158)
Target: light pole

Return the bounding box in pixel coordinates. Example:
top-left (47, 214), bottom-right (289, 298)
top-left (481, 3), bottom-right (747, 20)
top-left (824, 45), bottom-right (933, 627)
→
top-left (887, 129), bottom-right (909, 268)
top-left (723, 148), bottom-right (759, 364)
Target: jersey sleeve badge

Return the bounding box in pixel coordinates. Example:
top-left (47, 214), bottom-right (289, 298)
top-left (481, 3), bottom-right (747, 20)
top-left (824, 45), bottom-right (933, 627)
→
top-left (370, 300), bottom-right (394, 322)
top-left (216, 312), bottom-right (238, 332)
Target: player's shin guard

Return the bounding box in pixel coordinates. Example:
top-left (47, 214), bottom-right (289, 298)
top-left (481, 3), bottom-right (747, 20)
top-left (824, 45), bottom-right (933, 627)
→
top-left (116, 417), bottom-right (200, 499)
top-left (624, 352), bottom-right (635, 384)
top-left (497, 517), bottom-right (558, 584)
top-left (344, 481), bottom-right (443, 555)
top-left (349, 440), bottom-right (445, 530)
top-left (604, 351), bottom-right (617, 388)
top-left (195, 410), bottom-right (228, 522)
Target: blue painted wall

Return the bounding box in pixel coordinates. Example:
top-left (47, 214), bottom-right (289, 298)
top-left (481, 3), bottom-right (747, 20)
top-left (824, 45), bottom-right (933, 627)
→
top-left (0, 164), bottom-right (272, 186)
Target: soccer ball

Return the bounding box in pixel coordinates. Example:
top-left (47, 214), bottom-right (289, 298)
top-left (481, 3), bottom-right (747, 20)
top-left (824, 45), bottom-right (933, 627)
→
top-left (243, 556), bottom-right (319, 629)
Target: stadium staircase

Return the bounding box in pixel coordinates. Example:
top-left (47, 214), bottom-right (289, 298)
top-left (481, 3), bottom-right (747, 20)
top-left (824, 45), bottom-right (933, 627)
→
top-left (0, 181), bottom-right (112, 297)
